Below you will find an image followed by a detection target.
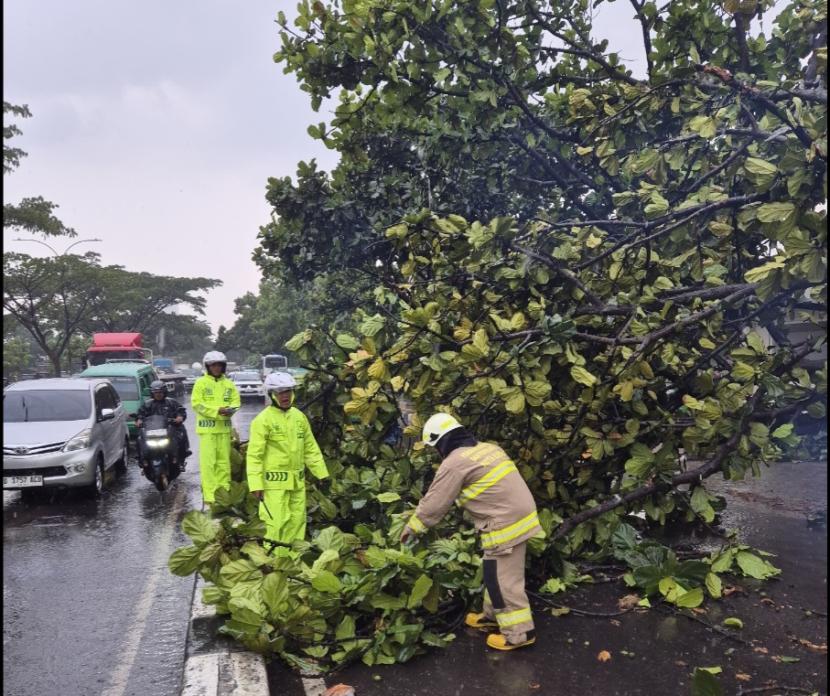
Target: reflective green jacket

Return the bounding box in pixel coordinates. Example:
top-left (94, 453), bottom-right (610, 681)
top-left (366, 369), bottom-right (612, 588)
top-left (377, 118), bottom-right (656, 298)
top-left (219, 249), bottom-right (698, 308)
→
top-left (191, 374), bottom-right (240, 433)
top-left (247, 406), bottom-right (328, 492)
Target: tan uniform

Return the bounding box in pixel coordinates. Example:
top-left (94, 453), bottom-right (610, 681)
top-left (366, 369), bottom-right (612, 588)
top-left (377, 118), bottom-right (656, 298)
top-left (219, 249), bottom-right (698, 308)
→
top-left (406, 441), bottom-right (543, 641)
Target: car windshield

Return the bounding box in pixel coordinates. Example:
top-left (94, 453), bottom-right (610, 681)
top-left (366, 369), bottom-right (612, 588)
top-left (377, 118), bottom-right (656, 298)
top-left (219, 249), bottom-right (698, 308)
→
top-left (102, 376), bottom-right (140, 401)
top-left (263, 356), bottom-right (287, 369)
top-left (234, 372), bottom-right (260, 382)
top-left (4, 391), bottom-right (92, 423)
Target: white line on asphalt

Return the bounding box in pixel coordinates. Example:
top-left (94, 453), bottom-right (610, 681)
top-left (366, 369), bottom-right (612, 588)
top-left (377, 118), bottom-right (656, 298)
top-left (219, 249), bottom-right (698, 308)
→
top-left (100, 484), bottom-right (188, 696)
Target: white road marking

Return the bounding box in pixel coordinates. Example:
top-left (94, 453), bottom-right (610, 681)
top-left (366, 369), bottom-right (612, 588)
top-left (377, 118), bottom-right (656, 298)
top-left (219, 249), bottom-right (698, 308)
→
top-left (100, 484), bottom-right (188, 696)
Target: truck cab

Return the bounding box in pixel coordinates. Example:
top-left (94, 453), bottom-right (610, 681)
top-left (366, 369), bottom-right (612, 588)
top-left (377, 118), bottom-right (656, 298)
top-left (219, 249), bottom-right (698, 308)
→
top-left (84, 333), bottom-right (152, 368)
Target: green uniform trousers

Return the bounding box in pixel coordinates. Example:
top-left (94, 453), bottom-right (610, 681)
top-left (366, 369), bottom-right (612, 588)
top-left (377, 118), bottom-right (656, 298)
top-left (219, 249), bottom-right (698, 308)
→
top-left (260, 488), bottom-right (308, 555)
top-left (198, 431), bottom-right (232, 503)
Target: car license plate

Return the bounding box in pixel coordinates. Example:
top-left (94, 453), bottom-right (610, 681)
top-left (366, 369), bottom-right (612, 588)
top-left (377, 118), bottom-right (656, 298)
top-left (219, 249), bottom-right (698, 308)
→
top-left (3, 475), bottom-right (44, 488)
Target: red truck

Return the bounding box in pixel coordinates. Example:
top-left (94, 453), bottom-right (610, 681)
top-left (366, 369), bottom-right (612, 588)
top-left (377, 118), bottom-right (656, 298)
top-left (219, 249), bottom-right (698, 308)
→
top-left (84, 332), bottom-right (153, 367)
top-left (83, 333), bottom-right (186, 397)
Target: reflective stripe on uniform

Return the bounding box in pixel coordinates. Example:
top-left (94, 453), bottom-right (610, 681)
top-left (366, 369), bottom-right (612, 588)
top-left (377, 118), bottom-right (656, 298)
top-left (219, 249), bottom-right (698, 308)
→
top-left (408, 514), bottom-right (426, 534)
top-left (481, 510), bottom-right (542, 549)
top-left (457, 459), bottom-right (518, 505)
top-left (495, 606), bottom-right (532, 628)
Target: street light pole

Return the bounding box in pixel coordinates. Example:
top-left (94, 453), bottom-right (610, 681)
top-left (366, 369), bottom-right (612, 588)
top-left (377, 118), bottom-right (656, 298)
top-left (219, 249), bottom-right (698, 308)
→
top-left (13, 237), bottom-right (102, 256)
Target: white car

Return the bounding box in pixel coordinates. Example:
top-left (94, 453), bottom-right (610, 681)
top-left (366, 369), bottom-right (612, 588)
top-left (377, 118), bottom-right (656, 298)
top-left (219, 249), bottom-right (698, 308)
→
top-left (230, 371), bottom-right (264, 400)
top-left (3, 378), bottom-right (129, 498)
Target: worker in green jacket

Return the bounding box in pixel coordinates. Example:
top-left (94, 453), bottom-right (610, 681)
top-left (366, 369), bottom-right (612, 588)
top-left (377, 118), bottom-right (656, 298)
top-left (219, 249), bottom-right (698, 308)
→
top-left (247, 371), bottom-right (328, 551)
top-left (191, 351), bottom-right (241, 503)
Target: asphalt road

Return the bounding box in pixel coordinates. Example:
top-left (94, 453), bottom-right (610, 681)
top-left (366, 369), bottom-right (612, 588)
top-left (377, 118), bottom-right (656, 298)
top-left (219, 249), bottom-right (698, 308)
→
top-left (266, 459), bottom-right (828, 696)
top-left (2, 395), bottom-right (266, 696)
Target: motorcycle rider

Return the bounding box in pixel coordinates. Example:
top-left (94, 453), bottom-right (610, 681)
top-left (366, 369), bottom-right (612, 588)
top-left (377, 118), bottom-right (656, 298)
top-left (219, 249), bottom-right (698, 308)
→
top-left (246, 371), bottom-right (328, 554)
top-left (135, 380), bottom-right (190, 478)
top-left (191, 351), bottom-right (240, 503)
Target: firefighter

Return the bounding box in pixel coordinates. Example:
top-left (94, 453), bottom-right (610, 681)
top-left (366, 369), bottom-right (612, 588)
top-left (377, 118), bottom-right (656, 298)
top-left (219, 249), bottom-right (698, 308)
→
top-left (190, 351), bottom-right (240, 503)
top-left (246, 371), bottom-right (328, 552)
top-left (400, 413), bottom-right (543, 651)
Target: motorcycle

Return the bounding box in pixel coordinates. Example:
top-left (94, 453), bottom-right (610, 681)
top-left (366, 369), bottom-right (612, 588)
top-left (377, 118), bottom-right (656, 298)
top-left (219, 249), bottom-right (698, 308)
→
top-left (137, 414), bottom-right (183, 491)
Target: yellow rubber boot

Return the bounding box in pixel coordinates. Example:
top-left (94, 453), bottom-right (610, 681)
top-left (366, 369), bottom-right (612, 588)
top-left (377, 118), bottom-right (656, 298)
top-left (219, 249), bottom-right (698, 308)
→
top-left (486, 631), bottom-right (537, 651)
top-left (464, 612), bottom-right (499, 631)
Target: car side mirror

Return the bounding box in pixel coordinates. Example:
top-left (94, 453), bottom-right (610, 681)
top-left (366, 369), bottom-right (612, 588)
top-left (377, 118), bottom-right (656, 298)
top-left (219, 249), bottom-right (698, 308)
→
top-left (100, 408), bottom-right (116, 421)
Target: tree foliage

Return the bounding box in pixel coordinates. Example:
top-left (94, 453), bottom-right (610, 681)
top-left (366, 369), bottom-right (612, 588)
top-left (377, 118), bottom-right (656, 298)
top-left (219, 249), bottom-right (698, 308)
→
top-left (3, 102), bottom-right (77, 238)
top-left (173, 0), bottom-right (826, 673)
top-left (3, 251), bottom-right (221, 375)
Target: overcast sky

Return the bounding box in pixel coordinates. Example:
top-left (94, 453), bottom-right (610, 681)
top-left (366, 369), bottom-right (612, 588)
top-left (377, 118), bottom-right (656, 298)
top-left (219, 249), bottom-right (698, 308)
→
top-left (3, 1), bottom-right (780, 336)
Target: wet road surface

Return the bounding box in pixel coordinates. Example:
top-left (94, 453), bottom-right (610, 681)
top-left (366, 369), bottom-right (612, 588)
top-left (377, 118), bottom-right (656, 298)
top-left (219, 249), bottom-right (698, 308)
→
top-left (2, 396), bottom-right (265, 696)
top-left (266, 459), bottom-right (828, 696)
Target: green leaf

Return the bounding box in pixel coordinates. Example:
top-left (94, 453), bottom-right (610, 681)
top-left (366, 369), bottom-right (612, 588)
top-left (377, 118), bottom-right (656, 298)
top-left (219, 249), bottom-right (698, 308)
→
top-left (705, 572), bottom-right (722, 599)
top-left (335, 614), bottom-right (356, 640)
top-left (168, 545), bottom-right (202, 576)
top-left (675, 587), bottom-right (704, 608)
top-left (772, 423), bottom-right (794, 439)
top-left (744, 157), bottom-right (777, 177)
top-left (181, 510), bottom-right (217, 544)
top-left (311, 570), bottom-right (342, 593)
top-left (722, 617), bottom-right (743, 629)
top-left (690, 486), bottom-right (716, 523)
top-left (262, 572), bottom-right (289, 616)
top-left (376, 492), bottom-right (401, 503)
top-left (735, 551), bottom-right (780, 579)
top-left (335, 333), bottom-right (360, 350)
top-left (756, 202), bottom-right (795, 223)
top-left (691, 667), bottom-right (724, 696)
top-left (407, 574), bottom-right (433, 609)
top-left (219, 559), bottom-right (261, 584)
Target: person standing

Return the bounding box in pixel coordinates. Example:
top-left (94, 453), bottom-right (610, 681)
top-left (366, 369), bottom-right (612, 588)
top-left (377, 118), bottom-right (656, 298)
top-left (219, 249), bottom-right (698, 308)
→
top-left (246, 371), bottom-right (328, 552)
top-left (191, 351), bottom-right (240, 503)
top-left (400, 413), bottom-right (543, 651)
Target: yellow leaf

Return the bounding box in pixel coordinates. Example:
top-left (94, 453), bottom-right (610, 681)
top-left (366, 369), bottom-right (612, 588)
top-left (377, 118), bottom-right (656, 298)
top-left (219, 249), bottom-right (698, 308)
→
top-left (571, 365), bottom-right (598, 387)
top-left (367, 358), bottom-right (388, 380)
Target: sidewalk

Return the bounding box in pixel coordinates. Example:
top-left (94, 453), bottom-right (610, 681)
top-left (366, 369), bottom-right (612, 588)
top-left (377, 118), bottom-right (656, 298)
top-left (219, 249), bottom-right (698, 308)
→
top-left (179, 574), bottom-right (269, 695)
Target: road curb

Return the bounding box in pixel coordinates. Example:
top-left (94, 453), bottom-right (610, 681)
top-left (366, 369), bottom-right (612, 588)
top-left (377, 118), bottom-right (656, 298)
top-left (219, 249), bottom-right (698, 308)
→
top-left (179, 575), bottom-right (269, 696)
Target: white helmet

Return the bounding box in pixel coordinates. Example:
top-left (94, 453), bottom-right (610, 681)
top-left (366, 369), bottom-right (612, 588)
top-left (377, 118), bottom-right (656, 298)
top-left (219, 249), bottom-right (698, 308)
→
top-left (264, 371), bottom-right (297, 392)
top-left (422, 413), bottom-right (463, 446)
top-left (203, 350), bottom-right (227, 368)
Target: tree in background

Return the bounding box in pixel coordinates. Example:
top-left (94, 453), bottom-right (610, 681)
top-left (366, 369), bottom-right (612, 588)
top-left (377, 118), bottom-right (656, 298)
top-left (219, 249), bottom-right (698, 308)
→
top-left (216, 276), bottom-right (349, 364)
top-left (4, 251), bottom-right (221, 376)
top-left (3, 102), bottom-right (76, 238)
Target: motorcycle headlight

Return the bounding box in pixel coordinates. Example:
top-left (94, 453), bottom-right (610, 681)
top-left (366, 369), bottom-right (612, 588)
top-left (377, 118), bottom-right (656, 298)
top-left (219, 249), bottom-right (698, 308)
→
top-left (147, 438), bottom-right (171, 448)
top-left (63, 428), bottom-right (92, 452)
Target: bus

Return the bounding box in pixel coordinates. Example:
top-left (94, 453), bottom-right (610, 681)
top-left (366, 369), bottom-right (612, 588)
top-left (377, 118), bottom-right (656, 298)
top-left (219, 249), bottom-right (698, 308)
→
top-left (261, 354), bottom-right (288, 378)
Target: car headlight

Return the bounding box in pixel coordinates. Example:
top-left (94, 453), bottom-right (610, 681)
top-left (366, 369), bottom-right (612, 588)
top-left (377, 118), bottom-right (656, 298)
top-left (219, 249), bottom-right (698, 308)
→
top-left (147, 438), bottom-right (170, 448)
top-left (63, 428), bottom-right (92, 452)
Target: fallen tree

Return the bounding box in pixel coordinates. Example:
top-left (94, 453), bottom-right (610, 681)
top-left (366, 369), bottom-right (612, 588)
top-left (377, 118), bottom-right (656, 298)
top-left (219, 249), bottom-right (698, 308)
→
top-left (170, 0), bottom-right (826, 673)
